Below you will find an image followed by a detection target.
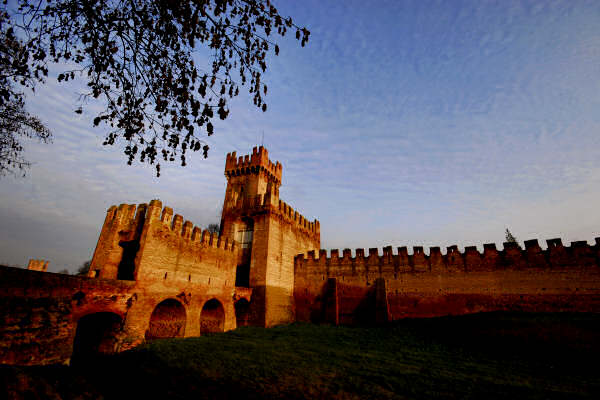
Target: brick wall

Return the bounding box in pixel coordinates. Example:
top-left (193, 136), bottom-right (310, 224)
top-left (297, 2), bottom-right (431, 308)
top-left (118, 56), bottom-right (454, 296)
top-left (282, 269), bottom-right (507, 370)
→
top-left (295, 239), bottom-right (600, 324)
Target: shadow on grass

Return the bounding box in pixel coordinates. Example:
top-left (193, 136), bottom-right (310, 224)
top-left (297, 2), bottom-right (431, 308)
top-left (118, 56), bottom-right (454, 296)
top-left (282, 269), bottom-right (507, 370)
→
top-left (2, 312), bottom-right (599, 400)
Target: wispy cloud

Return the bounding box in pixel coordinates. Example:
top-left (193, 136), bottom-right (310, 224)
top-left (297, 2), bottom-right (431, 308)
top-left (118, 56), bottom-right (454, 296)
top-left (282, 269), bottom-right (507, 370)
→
top-left (1, 0), bottom-right (599, 271)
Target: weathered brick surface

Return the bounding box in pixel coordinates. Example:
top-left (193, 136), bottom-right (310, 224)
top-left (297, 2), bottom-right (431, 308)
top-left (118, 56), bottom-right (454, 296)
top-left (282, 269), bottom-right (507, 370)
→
top-left (0, 267), bottom-right (135, 365)
top-left (0, 265), bottom-right (247, 365)
top-left (295, 241), bottom-right (600, 323)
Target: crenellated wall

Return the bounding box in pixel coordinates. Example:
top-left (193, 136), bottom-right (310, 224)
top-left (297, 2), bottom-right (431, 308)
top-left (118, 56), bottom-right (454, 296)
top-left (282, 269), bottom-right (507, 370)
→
top-left (249, 202), bottom-right (320, 327)
top-left (275, 200), bottom-right (320, 240)
top-left (2, 195), bottom-right (250, 366)
top-left (222, 195), bottom-right (320, 239)
top-left (225, 146), bottom-right (282, 183)
top-left (89, 203), bottom-right (148, 279)
top-left (90, 200), bottom-right (238, 287)
top-left (0, 265), bottom-right (252, 365)
top-left (294, 238), bottom-right (600, 324)
top-left (134, 199), bottom-right (238, 287)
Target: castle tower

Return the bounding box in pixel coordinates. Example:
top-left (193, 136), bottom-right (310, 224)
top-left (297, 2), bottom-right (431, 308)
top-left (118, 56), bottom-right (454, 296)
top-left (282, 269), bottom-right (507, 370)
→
top-left (221, 146), bottom-right (282, 289)
top-left (222, 146), bottom-right (282, 216)
top-left (221, 146), bottom-right (320, 327)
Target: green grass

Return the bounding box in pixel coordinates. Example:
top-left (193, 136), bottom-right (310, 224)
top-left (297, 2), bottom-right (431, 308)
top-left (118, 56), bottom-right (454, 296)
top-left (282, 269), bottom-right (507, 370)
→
top-left (2, 312), bottom-right (600, 399)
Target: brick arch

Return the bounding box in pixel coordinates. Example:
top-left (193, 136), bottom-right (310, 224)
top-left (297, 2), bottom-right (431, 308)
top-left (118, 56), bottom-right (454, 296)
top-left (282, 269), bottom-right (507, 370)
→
top-left (146, 298), bottom-right (187, 340)
top-left (200, 298), bottom-right (225, 334)
top-left (71, 291), bottom-right (130, 321)
top-left (72, 304), bottom-right (128, 323)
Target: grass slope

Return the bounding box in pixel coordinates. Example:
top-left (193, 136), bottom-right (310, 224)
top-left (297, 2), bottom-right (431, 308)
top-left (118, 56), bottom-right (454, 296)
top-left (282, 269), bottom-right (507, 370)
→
top-left (2, 312), bottom-right (600, 399)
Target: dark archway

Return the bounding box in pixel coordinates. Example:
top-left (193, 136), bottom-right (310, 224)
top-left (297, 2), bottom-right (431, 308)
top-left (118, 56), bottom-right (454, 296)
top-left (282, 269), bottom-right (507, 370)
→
top-left (146, 299), bottom-right (186, 340)
top-left (234, 299), bottom-right (251, 328)
top-left (71, 312), bottom-right (122, 366)
top-left (200, 299), bottom-right (225, 334)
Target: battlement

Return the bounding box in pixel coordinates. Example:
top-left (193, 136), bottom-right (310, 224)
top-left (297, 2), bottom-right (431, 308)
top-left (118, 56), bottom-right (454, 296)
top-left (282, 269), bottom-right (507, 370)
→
top-left (100, 202), bottom-right (148, 241)
top-left (151, 200), bottom-right (236, 251)
top-left (225, 146), bottom-right (282, 184)
top-left (295, 236), bottom-right (600, 274)
top-left (91, 199), bottom-right (238, 281)
top-left (224, 193), bottom-right (270, 212)
top-left (221, 192), bottom-right (319, 238)
top-left (27, 259), bottom-right (49, 272)
top-left (100, 200), bottom-right (236, 251)
top-left (277, 199), bottom-right (320, 237)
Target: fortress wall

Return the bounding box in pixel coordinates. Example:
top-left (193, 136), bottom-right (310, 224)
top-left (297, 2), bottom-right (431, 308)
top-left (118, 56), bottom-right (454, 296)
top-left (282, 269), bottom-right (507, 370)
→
top-left (221, 194), bottom-right (321, 241)
top-left (250, 205), bottom-right (320, 327)
top-left (276, 199), bottom-right (320, 239)
top-left (0, 266), bottom-right (244, 365)
top-left (244, 198), bottom-right (320, 327)
top-left (0, 266), bottom-right (135, 365)
top-left (134, 200), bottom-right (238, 288)
top-left (294, 238), bottom-right (600, 323)
top-left (89, 203), bottom-right (147, 279)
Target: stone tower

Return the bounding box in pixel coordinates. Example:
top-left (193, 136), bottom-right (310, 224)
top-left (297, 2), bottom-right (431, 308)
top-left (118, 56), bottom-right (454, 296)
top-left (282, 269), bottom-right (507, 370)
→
top-left (221, 146), bottom-right (320, 327)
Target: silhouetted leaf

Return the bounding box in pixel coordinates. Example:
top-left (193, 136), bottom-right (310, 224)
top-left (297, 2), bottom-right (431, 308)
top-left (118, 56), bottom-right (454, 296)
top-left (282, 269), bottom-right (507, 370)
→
top-left (1, 1), bottom-right (310, 177)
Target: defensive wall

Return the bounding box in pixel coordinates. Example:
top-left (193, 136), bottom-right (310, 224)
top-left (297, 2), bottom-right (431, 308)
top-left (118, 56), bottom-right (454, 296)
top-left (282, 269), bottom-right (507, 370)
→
top-left (0, 200), bottom-right (252, 366)
top-left (294, 238), bottom-right (600, 325)
top-left (248, 198), bottom-right (320, 327)
top-left (90, 199), bottom-right (238, 285)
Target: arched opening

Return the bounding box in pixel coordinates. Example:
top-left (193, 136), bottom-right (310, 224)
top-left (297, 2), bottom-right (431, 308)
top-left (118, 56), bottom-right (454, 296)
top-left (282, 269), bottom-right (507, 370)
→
top-left (200, 299), bottom-right (225, 334)
top-left (234, 299), bottom-right (251, 328)
top-left (71, 312), bottom-right (122, 366)
top-left (146, 299), bottom-right (186, 340)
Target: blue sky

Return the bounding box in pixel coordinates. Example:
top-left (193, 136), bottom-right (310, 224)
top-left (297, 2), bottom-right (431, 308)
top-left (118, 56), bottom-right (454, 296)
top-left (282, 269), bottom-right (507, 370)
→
top-left (1, 0), bottom-right (600, 272)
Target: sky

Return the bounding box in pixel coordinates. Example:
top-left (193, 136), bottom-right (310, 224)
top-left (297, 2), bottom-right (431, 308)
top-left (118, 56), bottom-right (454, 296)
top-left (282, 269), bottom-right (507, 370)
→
top-left (1, 0), bottom-right (600, 272)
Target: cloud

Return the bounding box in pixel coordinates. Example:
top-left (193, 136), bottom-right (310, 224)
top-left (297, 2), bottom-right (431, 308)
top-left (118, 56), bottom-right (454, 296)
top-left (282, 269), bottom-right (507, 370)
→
top-left (1, 0), bottom-right (600, 271)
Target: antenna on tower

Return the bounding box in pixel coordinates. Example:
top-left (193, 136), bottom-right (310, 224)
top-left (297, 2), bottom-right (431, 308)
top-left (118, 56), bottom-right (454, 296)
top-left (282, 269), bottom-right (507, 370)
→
top-left (261, 130), bottom-right (264, 147)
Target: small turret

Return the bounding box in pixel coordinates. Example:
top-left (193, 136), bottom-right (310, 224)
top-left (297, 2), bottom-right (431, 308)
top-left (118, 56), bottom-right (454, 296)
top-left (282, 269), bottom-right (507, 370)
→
top-left (27, 259), bottom-right (49, 272)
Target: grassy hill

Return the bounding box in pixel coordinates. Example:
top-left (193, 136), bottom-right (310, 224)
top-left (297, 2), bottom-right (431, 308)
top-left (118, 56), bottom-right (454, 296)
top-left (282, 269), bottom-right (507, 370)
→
top-left (2, 312), bottom-right (599, 399)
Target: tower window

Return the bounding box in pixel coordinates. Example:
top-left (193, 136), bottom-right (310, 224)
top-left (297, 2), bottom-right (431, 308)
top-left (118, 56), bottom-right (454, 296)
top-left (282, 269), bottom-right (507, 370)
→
top-left (235, 218), bottom-right (254, 249)
top-left (235, 229), bottom-right (253, 249)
